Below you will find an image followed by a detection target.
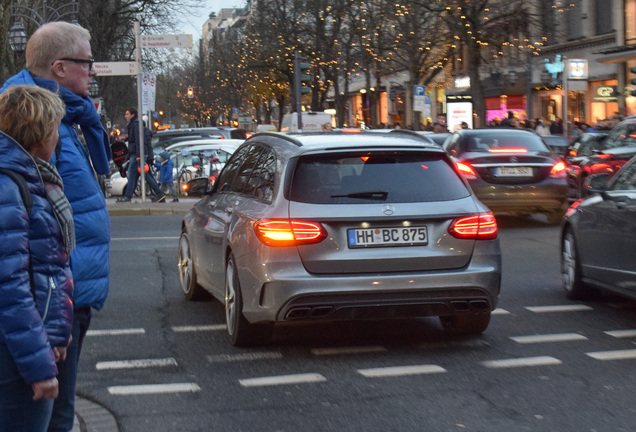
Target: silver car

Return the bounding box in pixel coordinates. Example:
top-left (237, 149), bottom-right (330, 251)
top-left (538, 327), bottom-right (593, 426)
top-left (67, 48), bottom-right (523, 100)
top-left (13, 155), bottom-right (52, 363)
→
top-left (178, 132), bottom-right (502, 346)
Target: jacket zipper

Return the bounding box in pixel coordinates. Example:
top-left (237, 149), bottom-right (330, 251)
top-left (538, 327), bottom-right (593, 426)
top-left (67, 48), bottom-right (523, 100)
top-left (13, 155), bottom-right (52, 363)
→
top-left (42, 277), bottom-right (55, 321)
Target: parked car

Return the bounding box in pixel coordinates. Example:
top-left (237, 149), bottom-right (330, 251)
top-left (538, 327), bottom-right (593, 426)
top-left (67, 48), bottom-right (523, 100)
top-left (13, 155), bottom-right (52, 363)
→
top-left (152, 127), bottom-right (247, 153)
top-left (564, 132), bottom-right (608, 200)
top-left (567, 118), bottom-right (636, 200)
top-left (560, 154), bottom-right (636, 301)
top-left (441, 129), bottom-right (568, 224)
top-left (178, 132), bottom-right (502, 346)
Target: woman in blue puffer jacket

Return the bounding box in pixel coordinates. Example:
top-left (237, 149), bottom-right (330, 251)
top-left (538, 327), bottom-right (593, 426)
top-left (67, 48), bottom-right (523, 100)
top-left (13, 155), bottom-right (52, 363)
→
top-left (0, 85), bottom-right (74, 431)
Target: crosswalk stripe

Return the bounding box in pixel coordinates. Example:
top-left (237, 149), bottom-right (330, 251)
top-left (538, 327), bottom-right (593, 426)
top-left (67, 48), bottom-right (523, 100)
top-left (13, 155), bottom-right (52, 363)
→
top-left (604, 329), bottom-right (636, 338)
top-left (171, 324), bottom-right (226, 332)
top-left (481, 356), bottom-right (562, 368)
top-left (108, 383), bottom-right (200, 395)
top-left (96, 358), bottom-right (177, 370)
top-left (492, 308), bottom-right (510, 315)
top-left (311, 346), bottom-right (387, 356)
top-left (586, 349), bottom-right (636, 361)
top-left (239, 373), bottom-right (326, 387)
top-left (357, 365), bottom-right (446, 378)
top-left (207, 352), bottom-right (283, 362)
top-left (525, 305), bottom-right (593, 313)
top-left (510, 333), bottom-right (588, 344)
top-left (86, 328), bottom-right (145, 337)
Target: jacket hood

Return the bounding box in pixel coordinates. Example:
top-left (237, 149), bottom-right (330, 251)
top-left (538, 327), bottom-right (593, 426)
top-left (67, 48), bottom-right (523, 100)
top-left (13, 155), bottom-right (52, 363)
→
top-left (0, 131), bottom-right (40, 182)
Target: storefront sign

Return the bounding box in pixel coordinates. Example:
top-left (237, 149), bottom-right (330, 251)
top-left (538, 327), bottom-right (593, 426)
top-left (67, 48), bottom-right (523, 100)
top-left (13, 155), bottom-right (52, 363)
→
top-left (568, 59), bottom-right (588, 80)
top-left (592, 86), bottom-right (618, 102)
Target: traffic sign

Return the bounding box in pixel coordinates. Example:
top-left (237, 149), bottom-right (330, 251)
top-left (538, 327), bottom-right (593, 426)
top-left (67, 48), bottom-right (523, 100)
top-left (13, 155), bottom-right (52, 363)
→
top-left (140, 34), bottom-right (193, 48)
top-left (94, 62), bottom-right (137, 76)
top-left (414, 85), bottom-right (426, 96)
top-left (568, 59), bottom-right (588, 80)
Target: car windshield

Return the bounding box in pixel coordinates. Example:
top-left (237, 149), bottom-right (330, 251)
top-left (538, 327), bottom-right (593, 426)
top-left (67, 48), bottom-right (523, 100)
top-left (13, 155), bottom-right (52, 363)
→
top-left (290, 151), bottom-right (470, 204)
top-left (463, 133), bottom-right (548, 153)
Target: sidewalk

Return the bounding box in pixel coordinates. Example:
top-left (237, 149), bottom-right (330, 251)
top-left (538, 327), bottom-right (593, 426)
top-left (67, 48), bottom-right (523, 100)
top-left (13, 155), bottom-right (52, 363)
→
top-left (105, 196), bottom-right (199, 216)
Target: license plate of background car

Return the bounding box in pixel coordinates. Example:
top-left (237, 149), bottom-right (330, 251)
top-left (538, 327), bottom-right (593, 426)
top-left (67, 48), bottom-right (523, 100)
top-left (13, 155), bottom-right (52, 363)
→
top-left (494, 166), bottom-right (533, 177)
top-left (347, 226), bottom-right (428, 248)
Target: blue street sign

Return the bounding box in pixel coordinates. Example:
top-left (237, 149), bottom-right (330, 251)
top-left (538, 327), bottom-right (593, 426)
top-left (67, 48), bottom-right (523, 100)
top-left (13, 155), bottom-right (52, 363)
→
top-left (232, 107), bottom-right (240, 115)
top-left (414, 85), bottom-right (426, 96)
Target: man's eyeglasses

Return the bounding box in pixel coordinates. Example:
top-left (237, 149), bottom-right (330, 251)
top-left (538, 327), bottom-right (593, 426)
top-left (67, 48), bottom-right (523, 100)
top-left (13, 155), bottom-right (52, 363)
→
top-left (55, 58), bottom-right (95, 71)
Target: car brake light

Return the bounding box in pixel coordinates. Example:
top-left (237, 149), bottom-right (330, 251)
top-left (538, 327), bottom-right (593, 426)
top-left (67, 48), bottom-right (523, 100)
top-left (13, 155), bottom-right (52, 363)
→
top-left (488, 148), bottom-right (528, 153)
top-left (456, 162), bottom-right (477, 179)
top-left (448, 213), bottom-right (498, 240)
top-left (569, 149), bottom-right (577, 157)
top-left (550, 161), bottom-right (567, 178)
top-left (255, 220), bottom-right (327, 246)
top-left (564, 199), bottom-right (583, 218)
top-left (596, 153), bottom-right (611, 159)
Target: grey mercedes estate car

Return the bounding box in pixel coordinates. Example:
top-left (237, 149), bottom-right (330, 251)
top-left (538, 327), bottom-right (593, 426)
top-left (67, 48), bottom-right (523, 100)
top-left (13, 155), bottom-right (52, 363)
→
top-left (178, 132), bottom-right (502, 346)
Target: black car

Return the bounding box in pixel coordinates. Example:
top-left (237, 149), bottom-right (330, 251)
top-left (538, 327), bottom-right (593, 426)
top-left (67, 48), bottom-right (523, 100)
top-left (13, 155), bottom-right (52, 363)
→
top-left (568, 118), bottom-right (636, 199)
top-left (560, 154), bottom-right (636, 301)
top-left (564, 132), bottom-right (608, 200)
top-left (541, 135), bottom-right (570, 159)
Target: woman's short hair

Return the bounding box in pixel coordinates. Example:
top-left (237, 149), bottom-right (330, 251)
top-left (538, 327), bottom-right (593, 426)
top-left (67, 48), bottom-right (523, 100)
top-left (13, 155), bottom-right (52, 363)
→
top-left (0, 85), bottom-right (65, 151)
top-left (26, 21), bottom-right (91, 77)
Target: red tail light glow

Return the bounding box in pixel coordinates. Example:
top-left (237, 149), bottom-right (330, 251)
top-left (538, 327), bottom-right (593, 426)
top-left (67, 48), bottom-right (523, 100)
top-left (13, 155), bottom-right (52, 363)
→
top-left (255, 220), bottom-right (327, 246)
top-left (550, 161), bottom-right (567, 177)
top-left (456, 162), bottom-right (477, 179)
top-left (360, 156), bottom-right (370, 162)
top-left (564, 199), bottom-right (583, 218)
top-left (569, 149), bottom-right (577, 157)
top-left (448, 213), bottom-right (498, 240)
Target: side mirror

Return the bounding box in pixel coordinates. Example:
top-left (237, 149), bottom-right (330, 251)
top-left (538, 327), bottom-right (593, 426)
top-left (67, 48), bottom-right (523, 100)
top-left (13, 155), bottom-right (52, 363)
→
top-left (584, 173), bottom-right (610, 194)
top-left (184, 177), bottom-right (211, 197)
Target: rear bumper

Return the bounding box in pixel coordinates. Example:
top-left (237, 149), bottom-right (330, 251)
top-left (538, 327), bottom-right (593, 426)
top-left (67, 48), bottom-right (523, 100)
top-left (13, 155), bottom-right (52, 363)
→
top-left (238, 242), bottom-right (502, 324)
top-left (471, 181), bottom-right (568, 214)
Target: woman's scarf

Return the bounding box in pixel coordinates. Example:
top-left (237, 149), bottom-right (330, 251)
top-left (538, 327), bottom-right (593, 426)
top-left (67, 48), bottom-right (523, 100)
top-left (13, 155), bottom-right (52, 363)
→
top-left (32, 76), bottom-right (111, 175)
top-left (35, 158), bottom-right (76, 254)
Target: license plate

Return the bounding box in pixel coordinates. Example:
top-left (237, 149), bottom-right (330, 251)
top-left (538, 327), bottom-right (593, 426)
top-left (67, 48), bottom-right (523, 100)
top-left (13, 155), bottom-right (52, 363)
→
top-left (348, 226), bottom-right (428, 248)
top-left (494, 166), bottom-right (533, 177)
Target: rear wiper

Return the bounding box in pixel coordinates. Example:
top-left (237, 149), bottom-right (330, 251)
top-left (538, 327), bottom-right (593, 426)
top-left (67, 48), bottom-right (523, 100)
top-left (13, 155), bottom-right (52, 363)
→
top-left (331, 190), bottom-right (388, 200)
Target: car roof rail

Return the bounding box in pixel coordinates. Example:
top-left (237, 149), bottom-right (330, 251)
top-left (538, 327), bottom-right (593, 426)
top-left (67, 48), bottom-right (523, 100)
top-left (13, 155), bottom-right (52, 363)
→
top-left (250, 131), bottom-right (303, 147)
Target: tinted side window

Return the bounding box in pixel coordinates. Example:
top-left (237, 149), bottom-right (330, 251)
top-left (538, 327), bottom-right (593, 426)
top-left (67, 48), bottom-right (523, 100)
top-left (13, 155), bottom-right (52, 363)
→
top-left (603, 122), bottom-right (636, 150)
top-left (290, 152), bottom-right (470, 204)
top-left (216, 145), bottom-right (253, 192)
top-left (610, 161), bottom-right (636, 191)
top-left (244, 149), bottom-right (276, 203)
top-left (233, 145), bottom-right (264, 193)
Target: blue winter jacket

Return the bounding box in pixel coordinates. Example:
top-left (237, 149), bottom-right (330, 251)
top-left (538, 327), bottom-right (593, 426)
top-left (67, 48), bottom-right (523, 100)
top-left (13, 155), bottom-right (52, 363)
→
top-left (0, 131), bottom-right (74, 384)
top-left (157, 157), bottom-right (174, 183)
top-left (1, 72), bottom-right (111, 310)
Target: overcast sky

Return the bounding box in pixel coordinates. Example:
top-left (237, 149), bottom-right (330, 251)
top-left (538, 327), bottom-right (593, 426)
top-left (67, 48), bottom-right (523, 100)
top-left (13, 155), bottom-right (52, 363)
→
top-left (179, 0), bottom-right (245, 39)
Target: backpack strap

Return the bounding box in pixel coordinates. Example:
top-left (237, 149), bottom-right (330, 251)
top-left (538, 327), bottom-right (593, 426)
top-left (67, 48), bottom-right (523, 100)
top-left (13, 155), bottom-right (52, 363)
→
top-left (0, 168), bottom-right (35, 299)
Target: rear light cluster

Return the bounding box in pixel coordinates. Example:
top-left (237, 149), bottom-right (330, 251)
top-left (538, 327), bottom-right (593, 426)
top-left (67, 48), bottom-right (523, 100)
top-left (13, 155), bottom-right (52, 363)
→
top-left (456, 162), bottom-right (477, 179)
top-left (550, 161), bottom-right (567, 178)
top-left (564, 200), bottom-right (583, 218)
top-left (255, 220), bottom-right (327, 246)
top-left (448, 213), bottom-right (498, 240)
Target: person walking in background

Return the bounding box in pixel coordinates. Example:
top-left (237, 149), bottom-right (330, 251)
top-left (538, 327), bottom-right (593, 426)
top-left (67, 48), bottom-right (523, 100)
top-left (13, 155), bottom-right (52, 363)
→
top-left (550, 117), bottom-right (564, 135)
top-left (116, 108), bottom-right (165, 203)
top-left (535, 118), bottom-right (550, 136)
top-left (0, 21), bottom-right (112, 432)
top-left (0, 85), bottom-right (74, 432)
top-left (157, 150), bottom-right (179, 202)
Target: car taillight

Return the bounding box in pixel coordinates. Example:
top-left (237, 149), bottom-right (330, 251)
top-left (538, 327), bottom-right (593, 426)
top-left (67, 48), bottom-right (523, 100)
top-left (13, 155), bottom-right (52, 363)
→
top-left (564, 199), bottom-right (583, 218)
top-left (550, 161), bottom-right (567, 178)
top-left (456, 162), bottom-right (477, 179)
top-left (569, 149), bottom-right (577, 157)
top-left (448, 213), bottom-right (498, 240)
top-left (255, 220), bottom-right (327, 246)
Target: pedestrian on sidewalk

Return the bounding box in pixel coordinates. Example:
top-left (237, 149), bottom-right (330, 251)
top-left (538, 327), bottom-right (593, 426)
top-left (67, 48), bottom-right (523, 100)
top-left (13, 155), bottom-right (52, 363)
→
top-left (116, 108), bottom-right (165, 203)
top-left (157, 151), bottom-right (179, 202)
top-left (0, 21), bottom-right (112, 432)
top-left (0, 85), bottom-right (74, 432)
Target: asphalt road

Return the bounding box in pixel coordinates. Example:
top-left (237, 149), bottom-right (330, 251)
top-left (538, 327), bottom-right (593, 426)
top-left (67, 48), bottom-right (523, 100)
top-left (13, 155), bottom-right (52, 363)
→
top-left (75, 214), bottom-right (636, 432)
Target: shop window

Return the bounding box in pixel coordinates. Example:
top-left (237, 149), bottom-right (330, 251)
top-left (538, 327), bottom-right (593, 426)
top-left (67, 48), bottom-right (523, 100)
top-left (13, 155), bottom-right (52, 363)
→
top-left (595, 0), bottom-right (613, 36)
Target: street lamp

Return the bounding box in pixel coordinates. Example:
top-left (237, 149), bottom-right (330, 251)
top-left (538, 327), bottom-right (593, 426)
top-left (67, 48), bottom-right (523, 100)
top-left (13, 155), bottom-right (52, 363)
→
top-left (8, 0), bottom-right (79, 54)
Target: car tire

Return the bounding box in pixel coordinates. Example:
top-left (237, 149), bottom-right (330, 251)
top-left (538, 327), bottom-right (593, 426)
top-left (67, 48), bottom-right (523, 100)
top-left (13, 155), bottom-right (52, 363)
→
top-left (440, 312), bottom-right (491, 335)
top-left (561, 228), bottom-right (595, 300)
top-left (178, 233), bottom-right (205, 301)
top-left (225, 254), bottom-right (272, 347)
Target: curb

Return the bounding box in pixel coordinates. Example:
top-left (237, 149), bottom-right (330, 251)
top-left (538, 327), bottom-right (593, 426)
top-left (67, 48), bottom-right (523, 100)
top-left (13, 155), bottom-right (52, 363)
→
top-left (74, 396), bottom-right (119, 432)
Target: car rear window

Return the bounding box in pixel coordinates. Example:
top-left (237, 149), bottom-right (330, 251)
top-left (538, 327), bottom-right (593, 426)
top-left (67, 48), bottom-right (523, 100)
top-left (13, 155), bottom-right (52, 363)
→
top-left (462, 133), bottom-right (548, 152)
top-left (290, 151), bottom-right (470, 204)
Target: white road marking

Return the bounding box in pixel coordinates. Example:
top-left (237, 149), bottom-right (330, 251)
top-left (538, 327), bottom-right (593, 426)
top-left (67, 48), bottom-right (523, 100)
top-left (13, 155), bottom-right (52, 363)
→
top-left (311, 346), bottom-right (387, 356)
top-left (357, 365), bottom-right (446, 378)
top-left (171, 324), bottom-right (227, 332)
top-left (86, 328), bottom-right (145, 337)
top-left (586, 349), bottom-right (636, 361)
top-left (525, 305), bottom-right (593, 313)
top-left (604, 329), bottom-right (636, 338)
top-left (492, 308), bottom-right (510, 315)
top-left (239, 373), bottom-right (326, 387)
top-left (111, 236), bottom-right (179, 241)
top-left (96, 358), bottom-right (178, 370)
top-left (482, 356), bottom-right (562, 368)
top-left (510, 333), bottom-right (588, 344)
top-left (108, 383), bottom-right (200, 395)
top-left (207, 352), bottom-right (283, 363)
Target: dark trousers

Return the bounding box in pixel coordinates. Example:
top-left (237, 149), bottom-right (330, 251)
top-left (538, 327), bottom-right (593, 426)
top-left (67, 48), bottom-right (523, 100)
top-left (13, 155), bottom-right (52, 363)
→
top-left (47, 307), bottom-right (91, 432)
top-left (124, 158), bottom-right (163, 198)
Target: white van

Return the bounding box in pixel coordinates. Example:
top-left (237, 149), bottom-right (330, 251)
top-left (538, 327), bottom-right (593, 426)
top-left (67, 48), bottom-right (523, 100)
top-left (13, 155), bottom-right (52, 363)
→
top-left (280, 111), bottom-right (333, 133)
